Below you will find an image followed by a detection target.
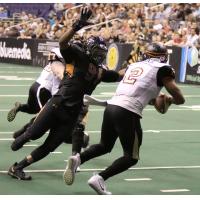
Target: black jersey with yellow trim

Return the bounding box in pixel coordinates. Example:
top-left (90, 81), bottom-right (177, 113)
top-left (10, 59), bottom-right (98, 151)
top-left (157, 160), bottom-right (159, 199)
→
top-left (55, 43), bottom-right (119, 107)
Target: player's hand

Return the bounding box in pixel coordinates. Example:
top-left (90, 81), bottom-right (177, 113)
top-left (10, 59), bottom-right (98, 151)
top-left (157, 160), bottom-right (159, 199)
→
top-left (80, 7), bottom-right (92, 22)
top-left (72, 7), bottom-right (93, 31)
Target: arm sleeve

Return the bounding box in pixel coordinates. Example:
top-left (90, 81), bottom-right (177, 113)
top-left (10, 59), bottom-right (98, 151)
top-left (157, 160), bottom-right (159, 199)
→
top-left (101, 70), bottom-right (120, 82)
top-left (157, 66), bottom-right (175, 87)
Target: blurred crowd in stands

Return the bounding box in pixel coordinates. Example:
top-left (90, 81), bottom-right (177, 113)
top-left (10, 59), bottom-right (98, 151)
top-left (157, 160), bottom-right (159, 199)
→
top-left (0, 3), bottom-right (200, 48)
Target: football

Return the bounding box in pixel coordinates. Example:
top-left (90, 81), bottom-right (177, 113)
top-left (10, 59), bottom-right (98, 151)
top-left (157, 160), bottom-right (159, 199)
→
top-left (154, 94), bottom-right (172, 114)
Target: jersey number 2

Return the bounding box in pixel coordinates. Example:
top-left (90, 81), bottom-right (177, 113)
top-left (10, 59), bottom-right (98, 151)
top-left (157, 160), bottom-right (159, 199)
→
top-left (123, 67), bottom-right (143, 84)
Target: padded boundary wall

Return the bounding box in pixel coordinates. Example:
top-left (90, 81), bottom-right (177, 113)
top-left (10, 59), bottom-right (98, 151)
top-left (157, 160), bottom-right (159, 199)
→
top-left (0, 37), bottom-right (200, 84)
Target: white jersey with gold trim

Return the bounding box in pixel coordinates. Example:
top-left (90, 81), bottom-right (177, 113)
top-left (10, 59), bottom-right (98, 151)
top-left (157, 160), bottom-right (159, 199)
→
top-left (36, 48), bottom-right (65, 95)
top-left (36, 64), bottom-right (53, 92)
top-left (50, 48), bottom-right (63, 59)
top-left (108, 59), bottom-right (170, 117)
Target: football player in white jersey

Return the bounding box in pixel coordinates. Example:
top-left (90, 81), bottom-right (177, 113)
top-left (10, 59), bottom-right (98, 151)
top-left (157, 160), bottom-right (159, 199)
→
top-left (7, 47), bottom-right (90, 151)
top-left (6, 48), bottom-right (65, 138)
top-left (63, 43), bottom-right (185, 195)
top-left (7, 48), bottom-right (64, 122)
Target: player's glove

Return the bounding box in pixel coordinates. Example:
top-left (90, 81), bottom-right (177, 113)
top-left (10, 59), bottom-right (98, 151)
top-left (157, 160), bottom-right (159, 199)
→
top-left (72, 7), bottom-right (93, 32)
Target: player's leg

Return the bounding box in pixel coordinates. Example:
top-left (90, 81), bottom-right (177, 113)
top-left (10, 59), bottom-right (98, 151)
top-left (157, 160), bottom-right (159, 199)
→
top-left (7, 82), bottom-right (40, 122)
top-left (8, 126), bottom-right (64, 180)
top-left (11, 97), bottom-right (59, 151)
top-left (88, 107), bottom-right (142, 195)
top-left (13, 117), bottom-right (35, 139)
top-left (63, 104), bottom-right (118, 185)
top-left (72, 105), bottom-right (89, 155)
top-left (12, 86), bottom-right (52, 139)
top-left (99, 112), bottom-right (141, 181)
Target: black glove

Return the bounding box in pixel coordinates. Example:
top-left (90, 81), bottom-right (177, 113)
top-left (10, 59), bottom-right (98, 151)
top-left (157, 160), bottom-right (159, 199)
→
top-left (72, 7), bottom-right (93, 32)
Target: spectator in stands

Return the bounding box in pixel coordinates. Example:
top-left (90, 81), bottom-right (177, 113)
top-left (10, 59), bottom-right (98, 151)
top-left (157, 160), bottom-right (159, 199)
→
top-left (186, 26), bottom-right (200, 46)
top-left (2, 2), bottom-right (200, 47)
top-left (0, 6), bottom-right (8, 18)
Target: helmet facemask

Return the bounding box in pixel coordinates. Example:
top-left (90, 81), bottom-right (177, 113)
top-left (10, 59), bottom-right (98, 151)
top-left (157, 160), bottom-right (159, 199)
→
top-left (90, 45), bottom-right (107, 65)
top-left (87, 36), bottom-right (108, 66)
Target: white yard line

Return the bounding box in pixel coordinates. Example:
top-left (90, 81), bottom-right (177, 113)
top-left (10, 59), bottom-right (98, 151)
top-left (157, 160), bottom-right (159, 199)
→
top-left (0, 165), bottom-right (200, 174)
top-left (0, 132), bottom-right (13, 134)
top-left (23, 144), bottom-right (38, 147)
top-left (0, 85), bottom-right (30, 87)
top-left (0, 138), bottom-right (14, 141)
top-left (160, 189), bottom-right (190, 193)
top-left (124, 178), bottom-right (152, 181)
top-left (50, 152), bottom-right (63, 154)
top-left (0, 95), bottom-right (28, 97)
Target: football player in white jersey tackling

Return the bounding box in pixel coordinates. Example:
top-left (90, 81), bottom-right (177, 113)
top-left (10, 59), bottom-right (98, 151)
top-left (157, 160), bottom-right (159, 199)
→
top-left (63, 43), bottom-right (185, 195)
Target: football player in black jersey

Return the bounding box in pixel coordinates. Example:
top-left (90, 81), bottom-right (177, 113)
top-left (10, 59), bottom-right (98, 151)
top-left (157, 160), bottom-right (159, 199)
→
top-left (7, 47), bottom-right (89, 150)
top-left (8, 7), bottom-right (124, 180)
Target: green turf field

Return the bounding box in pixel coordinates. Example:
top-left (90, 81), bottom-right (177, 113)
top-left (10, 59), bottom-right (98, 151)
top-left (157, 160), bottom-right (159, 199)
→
top-left (0, 63), bottom-right (200, 195)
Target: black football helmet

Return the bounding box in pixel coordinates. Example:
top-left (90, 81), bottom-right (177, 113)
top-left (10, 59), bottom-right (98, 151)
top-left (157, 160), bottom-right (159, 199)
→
top-left (143, 43), bottom-right (168, 63)
top-left (86, 36), bottom-right (108, 65)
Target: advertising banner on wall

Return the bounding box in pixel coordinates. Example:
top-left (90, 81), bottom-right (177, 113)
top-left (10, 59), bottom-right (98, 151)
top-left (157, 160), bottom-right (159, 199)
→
top-left (33, 40), bottom-right (59, 67)
top-left (0, 38), bottom-right (34, 65)
top-left (0, 38), bottom-right (59, 67)
top-left (0, 37), bottom-right (192, 85)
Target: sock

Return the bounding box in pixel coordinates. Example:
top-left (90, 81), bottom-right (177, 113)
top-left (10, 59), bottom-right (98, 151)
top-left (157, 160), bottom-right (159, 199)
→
top-left (14, 156), bottom-right (33, 170)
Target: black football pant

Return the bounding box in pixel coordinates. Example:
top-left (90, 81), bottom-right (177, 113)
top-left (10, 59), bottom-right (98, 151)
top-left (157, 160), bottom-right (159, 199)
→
top-left (13, 104), bottom-right (89, 153)
top-left (18, 96), bottom-right (80, 163)
top-left (80, 104), bottom-right (142, 180)
top-left (72, 105), bottom-right (89, 154)
top-left (18, 82), bottom-right (51, 114)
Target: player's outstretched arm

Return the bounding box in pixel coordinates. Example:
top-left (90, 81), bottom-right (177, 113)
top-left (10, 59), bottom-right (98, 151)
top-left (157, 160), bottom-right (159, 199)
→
top-left (83, 95), bottom-right (107, 107)
top-left (59, 7), bottom-right (93, 50)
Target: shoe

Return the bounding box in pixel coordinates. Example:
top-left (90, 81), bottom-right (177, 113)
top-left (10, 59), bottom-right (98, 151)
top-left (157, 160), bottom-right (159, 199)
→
top-left (88, 174), bottom-right (112, 195)
top-left (8, 163), bottom-right (32, 180)
top-left (82, 132), bottom-right (90, 148)
top-left (63, 153), bottom-right (80, 185)
top-left (11, 133), bottom-right (29, 151)
top-left (7, 102), bottom-right (21, 122)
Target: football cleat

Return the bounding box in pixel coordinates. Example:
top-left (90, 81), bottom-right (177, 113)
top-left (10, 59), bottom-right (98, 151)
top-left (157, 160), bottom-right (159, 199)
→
top-left (63, 153), bottom-right (80, 185)
top-left (8, 163), bottom-right (32, 180)
top-left (88, 174), bottom-right (112, 195)
top-left (7, 102), bottom-right (21, 122)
